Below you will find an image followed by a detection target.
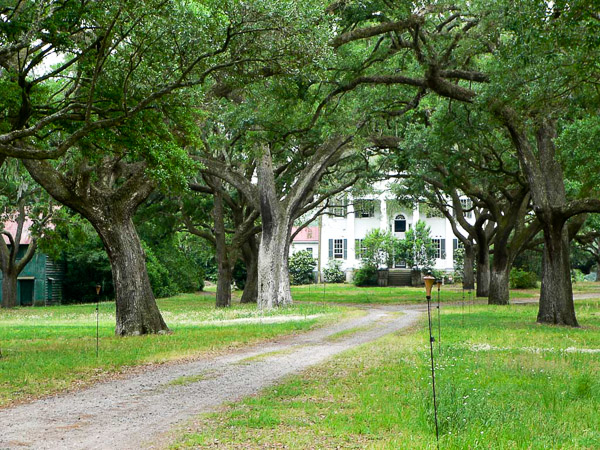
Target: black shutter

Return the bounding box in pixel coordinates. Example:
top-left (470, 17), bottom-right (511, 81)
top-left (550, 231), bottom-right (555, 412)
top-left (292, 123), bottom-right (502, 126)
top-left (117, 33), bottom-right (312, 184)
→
top-left (343, 239), bottom-right (347, 259)
top-left (441, 239), bottom-right (446, 259)
top-left (329, 239), bottom-right (333, 259)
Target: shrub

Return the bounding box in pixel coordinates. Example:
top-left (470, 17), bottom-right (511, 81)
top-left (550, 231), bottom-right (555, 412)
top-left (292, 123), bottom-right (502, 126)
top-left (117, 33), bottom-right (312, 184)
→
top-left (289, 250), bottom-right (316, 285)
top-left (509, 268), bottom-right (538, 289)
top-left (571, 269), bottom-right (586, 283)
top-left (323, 259), bottom-right (345, 283)
top-left (453, 247), bottom-right (465, 281)
top-left (232, 259), bottom-right (247, 290)
top-left (143, 243), bottom-right (178, 298)
top-left (353, 264), bottom-right (378, 286)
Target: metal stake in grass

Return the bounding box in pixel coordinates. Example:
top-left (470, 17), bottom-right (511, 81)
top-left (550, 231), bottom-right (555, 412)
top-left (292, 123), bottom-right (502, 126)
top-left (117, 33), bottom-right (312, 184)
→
top-left (95, 284), bottom-right (101, 358)
top-left (462, 285), bottom-right (465, 326)
top-left (436, 279), bottom-right (442, 354)
top-left (469, 289), bottom-right (474, 313)
top-left (424, 275), bottom-right (440, 449)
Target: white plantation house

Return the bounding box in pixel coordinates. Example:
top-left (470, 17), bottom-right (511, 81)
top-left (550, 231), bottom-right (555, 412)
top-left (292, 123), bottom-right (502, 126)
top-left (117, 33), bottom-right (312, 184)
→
top-left (291, 181), bottom-right (474, 283)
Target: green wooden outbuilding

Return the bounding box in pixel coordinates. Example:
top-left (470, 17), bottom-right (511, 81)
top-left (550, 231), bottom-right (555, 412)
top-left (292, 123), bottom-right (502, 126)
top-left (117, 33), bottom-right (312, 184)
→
top-left (0, 246), bottom-right (64, 306)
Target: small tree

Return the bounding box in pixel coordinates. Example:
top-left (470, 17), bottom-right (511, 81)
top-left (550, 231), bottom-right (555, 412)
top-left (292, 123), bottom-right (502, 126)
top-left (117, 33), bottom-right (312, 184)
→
top-left (398, 221), bottom-right (436, 270)
top-left (453, 247), bottom-right (465, 283)
top-left (0, 162), bottom-right (52, 307)
top-left (289, 250), bottom-right (316, 285)
top-left (361, 229), bottom-right (401, 268)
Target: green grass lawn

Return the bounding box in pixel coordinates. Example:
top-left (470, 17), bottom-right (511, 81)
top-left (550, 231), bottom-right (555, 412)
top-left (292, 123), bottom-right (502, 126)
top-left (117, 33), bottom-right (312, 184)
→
top-left (174, 299), bottom-right (600, 449)
top-left (0, 293), bottom-right (344, 408)
top-left (572, 281), bottom-right (600, 293)
top-left (290, 283), bottom-right (538, 304)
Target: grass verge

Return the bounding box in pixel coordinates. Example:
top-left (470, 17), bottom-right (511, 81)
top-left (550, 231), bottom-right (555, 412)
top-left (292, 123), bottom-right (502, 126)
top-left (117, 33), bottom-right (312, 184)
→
top-left (0, 293), bottom-right (345, 408)
top-left (173, 299), bottom-right (600, 449)
top-left (290, 283), bottom-right (538, 304)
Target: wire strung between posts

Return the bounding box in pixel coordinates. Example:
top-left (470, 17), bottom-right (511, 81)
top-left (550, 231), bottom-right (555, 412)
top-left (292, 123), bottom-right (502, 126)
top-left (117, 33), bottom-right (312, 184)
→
top-left (426, 294), bottom-right (441, 450)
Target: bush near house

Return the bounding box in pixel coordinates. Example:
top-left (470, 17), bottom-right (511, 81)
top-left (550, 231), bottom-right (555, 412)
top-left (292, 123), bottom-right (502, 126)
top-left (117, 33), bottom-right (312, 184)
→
top-left (289, 250), bottom-right (316, 285)
top-left (323, 259), bottom-right (345, 283)
top-left (353, 264), bottom-right (378, 287)
top-left (509, 268), bottom-right (538, 289)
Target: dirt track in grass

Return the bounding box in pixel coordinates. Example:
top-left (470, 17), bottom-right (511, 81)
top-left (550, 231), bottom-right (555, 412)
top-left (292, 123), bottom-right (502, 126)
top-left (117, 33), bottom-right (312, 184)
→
top-left (0, 306), bottom-right (421, 449)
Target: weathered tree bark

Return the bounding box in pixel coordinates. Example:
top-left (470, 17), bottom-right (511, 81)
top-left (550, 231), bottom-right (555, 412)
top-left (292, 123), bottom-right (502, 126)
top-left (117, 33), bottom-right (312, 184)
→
top-left (257, 210), bottom-right (293, 308)
top-left (199, 137), bottom-right (350, 310)
top-left (488, 255), bottom-right (510, 305)
top-left (212, 181), bottom-right (232, 308)
top-left (1, 271), bottom-right (17, 308)
top-left (462, 243), bottom-right (475, 290)
top-left (486, 189), bottom-right (539, 305)
top-left (240, 238), bottom-right (258, 304)
top-left (24, 159), bottom-right (169, 335)
top-left (186, 176), bottom-right (261, 306)
top-left (537, 221), bottom-right (578, 326)
top-left (475, 241), bottom-right (490, 297)
top-left (277, 234), bottom-right (293, 305)
top-left (95, 218), bottom-right (168, 335)
top-left (499, 116), bottom-right (581, 326)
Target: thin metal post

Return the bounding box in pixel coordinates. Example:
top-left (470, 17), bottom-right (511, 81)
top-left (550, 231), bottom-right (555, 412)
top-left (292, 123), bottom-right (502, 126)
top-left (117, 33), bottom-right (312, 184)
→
top-left (462, 286), bottom-right (465, 326)
top-left (95, 284), bottom-right (101, 358)
top-left (427, 295), bottom-right (440, 449)
top-left (468, 289), bottom-right (472, 314)
top-left (437, 284), bottom-right (441, 354)
top-left (96, 299), bottom-right (99, 358)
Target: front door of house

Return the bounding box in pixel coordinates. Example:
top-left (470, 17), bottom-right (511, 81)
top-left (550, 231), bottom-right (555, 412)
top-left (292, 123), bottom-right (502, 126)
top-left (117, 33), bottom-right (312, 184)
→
top-left (18, 280), bottom-right (34, 306)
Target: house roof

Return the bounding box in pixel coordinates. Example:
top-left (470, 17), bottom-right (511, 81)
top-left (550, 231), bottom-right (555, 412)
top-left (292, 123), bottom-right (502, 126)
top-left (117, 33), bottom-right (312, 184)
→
top-left (2, 219), bottom-right (34, 245)
top-left (292, 226), bottom-right (319, 242)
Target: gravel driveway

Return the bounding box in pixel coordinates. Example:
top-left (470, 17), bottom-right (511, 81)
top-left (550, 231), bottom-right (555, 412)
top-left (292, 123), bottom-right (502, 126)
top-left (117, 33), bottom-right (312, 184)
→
top-left (0, 306), bottom-right (421, 449)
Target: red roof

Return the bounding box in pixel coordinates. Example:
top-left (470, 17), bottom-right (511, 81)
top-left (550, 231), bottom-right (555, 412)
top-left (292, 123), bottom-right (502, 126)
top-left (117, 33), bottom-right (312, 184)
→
top-left (2, 219), bottom-right (35, 245)
top-left (292, 226), bottom-right (319, 242)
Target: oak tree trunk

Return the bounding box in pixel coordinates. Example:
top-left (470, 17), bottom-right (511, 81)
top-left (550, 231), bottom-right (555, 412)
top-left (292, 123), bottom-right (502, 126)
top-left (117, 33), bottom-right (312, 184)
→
top-left (240, 239), bottom-right (258, 304)
top-left (256, 149), bottom-right (294, 309)
top-left (488, 237), bottom-right (511, 305)
top-left (96, 218), bottom-right (169, 335)
top-left (500, 117), bottom-right (579, 326)
top-left (462, 244), bottom-right (475, 290)
top-left (476, 244), bottom-right (490, 297)
top-left (1, 271), bottom-right (17, 308)
top-left (257, 221), bottom-right (293, 309)
top-left (277, 235), bottom-right (293, 305)
top-left (213, 183), bottom-right (231, 308)
top-left (488, 259), bottom-right (510, 305)
top-left (215, 261), bottom-right (232, 308)
top-left (538, 223), bottom-right (578, 326)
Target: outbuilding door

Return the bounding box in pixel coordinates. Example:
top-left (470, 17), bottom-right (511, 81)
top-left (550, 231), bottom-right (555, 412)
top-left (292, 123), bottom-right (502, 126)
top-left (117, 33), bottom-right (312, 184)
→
top-left (18, 279), bottom-right (34, 306)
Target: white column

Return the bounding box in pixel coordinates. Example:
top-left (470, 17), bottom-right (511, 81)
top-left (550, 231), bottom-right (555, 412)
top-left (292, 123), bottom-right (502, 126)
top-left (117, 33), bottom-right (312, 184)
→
top-left (347, 200), bottom-right (355, 270)
top-left (412, 202), bottom-right (420, 226)
top-left (380, 196), bottom-right (388, 232)
top-left (445, 215), bottom-right (454, 271)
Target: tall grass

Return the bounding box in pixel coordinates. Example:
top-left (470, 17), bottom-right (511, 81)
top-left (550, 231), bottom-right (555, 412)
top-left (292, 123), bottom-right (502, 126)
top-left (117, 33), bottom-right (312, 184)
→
top-left (174, 300), bottom-right (600, 449)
